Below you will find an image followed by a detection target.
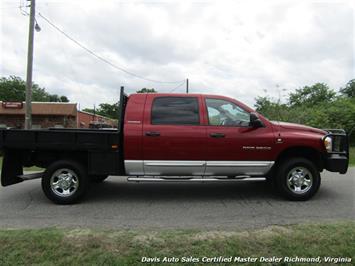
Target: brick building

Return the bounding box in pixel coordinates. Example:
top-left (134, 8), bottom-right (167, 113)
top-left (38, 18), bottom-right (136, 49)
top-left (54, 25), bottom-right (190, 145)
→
top-left (0, 101), bottom-right (117, 129)
top-left (77, 110), bottom-right (117, 128)
top-left (0, 101), bottom-right (77, 129)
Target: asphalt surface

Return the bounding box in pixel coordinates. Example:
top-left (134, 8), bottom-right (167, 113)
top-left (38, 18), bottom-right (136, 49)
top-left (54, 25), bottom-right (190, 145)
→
top-left (0, 168), bottom-right (354, 229)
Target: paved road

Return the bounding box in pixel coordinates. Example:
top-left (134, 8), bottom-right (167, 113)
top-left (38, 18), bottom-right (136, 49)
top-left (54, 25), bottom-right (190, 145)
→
top-left (0, 168), bottom-right (354, 229)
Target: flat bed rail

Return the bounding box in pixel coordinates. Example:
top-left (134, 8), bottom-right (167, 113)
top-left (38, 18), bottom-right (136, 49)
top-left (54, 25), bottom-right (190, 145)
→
top-left (0, 128), bottom-right (120, 151)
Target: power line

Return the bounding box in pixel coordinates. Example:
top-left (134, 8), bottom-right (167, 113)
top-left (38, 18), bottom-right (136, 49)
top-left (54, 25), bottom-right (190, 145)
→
top-left (169, 81), bottom-right (186, 93)
top-left (37, 12), bottom-right (185, 84)
top-left (18, 0), bottom-right (29, 16)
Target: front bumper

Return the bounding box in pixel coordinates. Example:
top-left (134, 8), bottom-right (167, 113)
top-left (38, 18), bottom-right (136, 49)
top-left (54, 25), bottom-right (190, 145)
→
top-left (325, 154), bottom-right (349, 174)
top-left (322, 129), bottom-right (349, 174)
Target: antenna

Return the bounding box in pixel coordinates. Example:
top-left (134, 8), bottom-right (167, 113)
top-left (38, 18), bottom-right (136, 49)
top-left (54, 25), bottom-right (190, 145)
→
top-left (276, 85), bottom-right (287, 122)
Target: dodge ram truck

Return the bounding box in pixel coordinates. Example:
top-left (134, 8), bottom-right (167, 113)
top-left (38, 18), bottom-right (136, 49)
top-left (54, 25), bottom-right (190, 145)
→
top-left (0, 88), bottom-right (349, 204)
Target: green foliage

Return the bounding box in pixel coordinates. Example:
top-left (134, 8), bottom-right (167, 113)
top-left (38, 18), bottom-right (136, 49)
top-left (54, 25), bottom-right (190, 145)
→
top-left (288, 83), bottom-right (336, 107)
top-left (136, 88), bottom-right (157, 93)
top-left (254, 96), bottom-right (288, 121)
top-left (60, 96), bottom-right (69, 102)
top-left (0, 76), bottom-right (26, 101)
top-left (0, 76), bottom-right (69, 102)
top-left (83, 102), bottom-right (119, 120)
top-left (350, 146), bottom-right (355, 166)
top-left (48, 94), bottom-right (69, 103)
top-left (311, 98), bottom-right (355, 132)
top-left (340, 79), bottom-right (355, 98)
top-left (255, 80), bottom-right (355, 144)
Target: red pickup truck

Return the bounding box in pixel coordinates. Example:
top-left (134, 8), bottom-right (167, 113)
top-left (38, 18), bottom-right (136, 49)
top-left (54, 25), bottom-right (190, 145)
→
top-left (0, 88), bottom-right (349, 204)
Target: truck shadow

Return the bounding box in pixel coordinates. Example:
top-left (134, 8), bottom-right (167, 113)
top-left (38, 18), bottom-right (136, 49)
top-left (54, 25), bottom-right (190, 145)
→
top-left (86, 178), bottom-right (282, 202)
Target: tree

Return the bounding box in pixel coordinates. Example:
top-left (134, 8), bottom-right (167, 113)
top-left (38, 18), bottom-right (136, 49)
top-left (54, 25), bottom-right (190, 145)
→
top-left (48, 94), bottom-right (60, 102)
top-left (255, 96), bottom-right (276, 114)
top-left (96, 103), bottom-right (119, 119)
top-left (0, 76), bottom-right (70, 102)
top-left (254, 96), bottom-right (288, 121)
top-left (83, 102), bottom-right (119, 120)
top-left (0, 76), bottom-right (26, 101)
top-left (340, 79), bottom-right (355, 98)
top-left (254, 82), bottom-right (355, 144)
top-left (136, 88), bottom-right (157, 93)
top-left (288, 83), bottom-right (336, 107)
top-left (60, 96), bottom-right (69, 102)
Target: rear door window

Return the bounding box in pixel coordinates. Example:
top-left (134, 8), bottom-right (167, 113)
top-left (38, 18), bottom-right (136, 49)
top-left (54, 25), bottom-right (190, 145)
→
top-left (151, 97), bottom-right (200, 125)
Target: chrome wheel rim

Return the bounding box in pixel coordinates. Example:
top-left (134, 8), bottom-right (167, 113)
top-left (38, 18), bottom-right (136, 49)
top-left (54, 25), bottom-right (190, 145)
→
top-left (286, 167), bottom-right (313, 194)
top-left (50, 168), bottom-right (79, 197)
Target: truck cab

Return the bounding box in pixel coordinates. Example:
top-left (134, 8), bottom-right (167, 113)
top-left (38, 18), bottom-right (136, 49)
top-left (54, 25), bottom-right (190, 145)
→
top-left (124, 93), bottom-right (276, 176)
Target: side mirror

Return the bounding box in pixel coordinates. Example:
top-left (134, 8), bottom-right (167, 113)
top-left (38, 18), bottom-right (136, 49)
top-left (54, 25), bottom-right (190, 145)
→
top-left (250, 112), bottom-right (264, 128)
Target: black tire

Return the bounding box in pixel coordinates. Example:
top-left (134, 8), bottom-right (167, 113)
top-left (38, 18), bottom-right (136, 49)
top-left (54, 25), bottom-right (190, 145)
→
top-left (264, 175), bottom-right (273, 185)
top-left (90, 175), bottom-right (108, 183)
top-left (41, 160), bottom-right (89, 204)
top-left (274, 157), bottom-right (321, 201)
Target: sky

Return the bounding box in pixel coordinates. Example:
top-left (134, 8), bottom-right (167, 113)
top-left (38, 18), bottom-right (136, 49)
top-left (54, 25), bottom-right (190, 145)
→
top-left (0, 0), bottom-right (354, 109)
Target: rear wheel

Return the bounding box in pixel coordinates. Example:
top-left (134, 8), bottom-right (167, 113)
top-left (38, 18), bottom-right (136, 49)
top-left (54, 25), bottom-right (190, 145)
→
top-left (41, 160), bottom-right (89, 204)
top-left (275, 157), bottom-right (321, 201)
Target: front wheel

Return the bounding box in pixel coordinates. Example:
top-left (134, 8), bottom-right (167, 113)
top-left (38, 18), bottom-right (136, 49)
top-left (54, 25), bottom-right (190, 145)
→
top-left (41, 160), bottom-right (89, 204)
top-left (274, 157), bottom-right (321, 201)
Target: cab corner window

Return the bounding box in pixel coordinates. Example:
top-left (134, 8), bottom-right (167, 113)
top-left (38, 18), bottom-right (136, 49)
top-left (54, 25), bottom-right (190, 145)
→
top-left (152, 97), bottom-right (200, 125)
top-left (206, 98), bottom-right (250, 127)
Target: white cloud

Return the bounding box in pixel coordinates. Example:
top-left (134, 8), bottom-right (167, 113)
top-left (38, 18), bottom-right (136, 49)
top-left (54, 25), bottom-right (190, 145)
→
top-left (0, 0), bottom-right (354, 109)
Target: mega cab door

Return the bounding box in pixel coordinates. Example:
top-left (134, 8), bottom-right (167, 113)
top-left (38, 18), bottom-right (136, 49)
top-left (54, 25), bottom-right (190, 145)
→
top-left (203, 97), bottom-right (275, 176)
top-left (142, 95), bottom-right (206, 176)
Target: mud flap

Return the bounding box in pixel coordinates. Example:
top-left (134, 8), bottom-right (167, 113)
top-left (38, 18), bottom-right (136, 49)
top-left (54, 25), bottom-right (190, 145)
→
top-left (1, 149), bottom-right (24, 186)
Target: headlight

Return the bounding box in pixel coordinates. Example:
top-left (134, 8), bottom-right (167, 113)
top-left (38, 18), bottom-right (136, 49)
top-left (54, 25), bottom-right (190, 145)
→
top-left (323, 136), bottom-right (332, 152)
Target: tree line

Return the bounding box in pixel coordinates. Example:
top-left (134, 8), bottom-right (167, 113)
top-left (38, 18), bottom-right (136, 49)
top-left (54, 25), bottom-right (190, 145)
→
top-left (0, 76), bottom-right (69, 103)
top-left (254, 79), bottom-right (355, 143)
top-left (0, 76), bottom-right (157, 120)
top-left (82, 88), bottom-right (157, 119)
top-left (1, 75), bottom-right (354, 142)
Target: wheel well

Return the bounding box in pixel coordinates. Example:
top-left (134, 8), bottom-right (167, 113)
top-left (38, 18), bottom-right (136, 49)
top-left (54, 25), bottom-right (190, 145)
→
top-left (274, 146), bottom-right (324, 172)
top-left (24, 150), bottom-right (88, 169)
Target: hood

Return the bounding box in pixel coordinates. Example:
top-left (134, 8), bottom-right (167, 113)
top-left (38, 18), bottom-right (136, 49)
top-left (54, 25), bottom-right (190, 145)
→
top-left (271, 121), bottom-right (327, 135)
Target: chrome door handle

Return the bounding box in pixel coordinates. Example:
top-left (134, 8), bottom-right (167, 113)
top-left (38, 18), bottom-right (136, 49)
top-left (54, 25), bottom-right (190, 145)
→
top-left (145, 131), bottom-right (160, 137)
top-left (210, 133), bottom-right (225, 138)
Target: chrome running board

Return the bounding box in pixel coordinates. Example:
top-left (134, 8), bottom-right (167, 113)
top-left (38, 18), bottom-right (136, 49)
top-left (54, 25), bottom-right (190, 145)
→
top-left (127, 177), bottom-right (266, 182)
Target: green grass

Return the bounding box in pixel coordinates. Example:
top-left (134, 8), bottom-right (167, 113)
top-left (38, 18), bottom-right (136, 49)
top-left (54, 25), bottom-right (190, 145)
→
top-left (0, 156), bottom-right (43, 172)
top-left (349, 146), bottom-right (355, 166)
top-left (0, 222), bottom-right (354, 265)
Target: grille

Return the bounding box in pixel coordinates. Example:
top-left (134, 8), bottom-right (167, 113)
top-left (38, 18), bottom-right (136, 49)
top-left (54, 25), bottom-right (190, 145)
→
top-left (332, 135), bottom-right (346, 153)
top-left (323, 129), bottom-right (349, 154)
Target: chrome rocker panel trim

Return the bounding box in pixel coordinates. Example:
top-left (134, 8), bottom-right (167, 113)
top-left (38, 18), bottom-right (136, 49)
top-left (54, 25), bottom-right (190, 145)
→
top-left (125, 160), bottom-right (274, 177)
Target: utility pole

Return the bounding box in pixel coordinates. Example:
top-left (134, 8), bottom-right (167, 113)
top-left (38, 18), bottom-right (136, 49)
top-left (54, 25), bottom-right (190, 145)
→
top-left (25, 0), bottom-right (36, 129)
top-left (186, 78), bottom-right (189, 94)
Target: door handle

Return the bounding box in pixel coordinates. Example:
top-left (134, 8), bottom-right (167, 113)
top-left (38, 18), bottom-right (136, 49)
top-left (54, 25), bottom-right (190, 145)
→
top-left (145, 131), bottom-right (160, 137)
top-left (210, 133), bottom-right (225, 138)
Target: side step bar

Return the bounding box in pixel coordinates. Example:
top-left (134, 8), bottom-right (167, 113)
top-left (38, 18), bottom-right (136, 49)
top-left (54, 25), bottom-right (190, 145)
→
top-left (127, 177), bottom-right (266, 182)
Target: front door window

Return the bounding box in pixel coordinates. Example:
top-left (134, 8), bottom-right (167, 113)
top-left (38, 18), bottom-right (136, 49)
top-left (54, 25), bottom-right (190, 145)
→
top-left (206, 98), bottom-right (250, 127)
